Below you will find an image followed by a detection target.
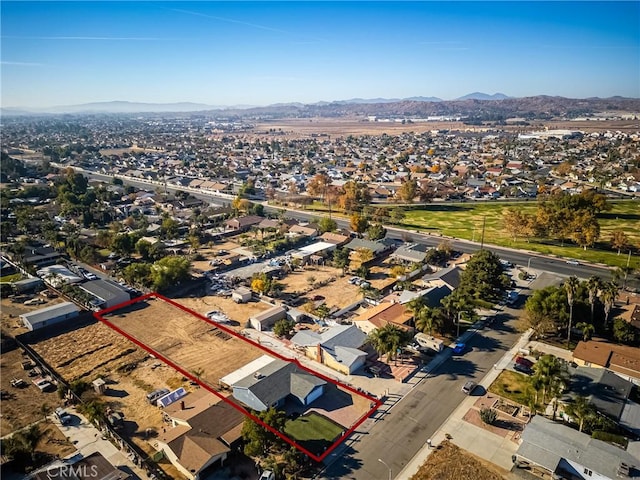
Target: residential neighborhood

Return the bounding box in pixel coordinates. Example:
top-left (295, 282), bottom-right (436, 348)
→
top-left (1, 111), bottom-right (639, 480)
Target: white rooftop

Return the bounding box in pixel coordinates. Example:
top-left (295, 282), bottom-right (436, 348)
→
top-left (219, 354), bottom-right (276, 387)
top-left (298, 241), bottom-right (336, 254)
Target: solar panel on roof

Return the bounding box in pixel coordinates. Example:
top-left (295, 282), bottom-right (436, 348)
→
top-left (157, 387), bottom-right (187, 408)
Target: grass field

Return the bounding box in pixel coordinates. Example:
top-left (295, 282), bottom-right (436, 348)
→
top-left (0, 273), bottom-right (22, 283)
top-left (488, 370), bottom-right (533, 407)
top-left (401, 200), bottom-right (640, 268)
top-left (284, 412), bottom-right (344, 456)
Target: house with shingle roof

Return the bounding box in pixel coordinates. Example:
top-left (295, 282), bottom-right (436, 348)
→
top-left (515, 415), bottom-right (639, 480)
top-left (421, 265), bottom-right (462, 290)
top-left (290, 324), bottom-right (368, 374)
top-left (224, 356), bottom-right (326, 412)
top-left (154, 390), bottom-right (244, 480)
top-left (572, 340), bottom-right (640, 384)
top-left (353, 302), bottom-right (414, 335)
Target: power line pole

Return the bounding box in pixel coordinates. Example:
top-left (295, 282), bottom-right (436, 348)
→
top-left (480, 215), bottom-right (486, 250)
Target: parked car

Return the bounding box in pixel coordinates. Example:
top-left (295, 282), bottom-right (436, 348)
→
top-left (453, 343), bottom-right (466, 355)
top-left (55, 407), bottom-right (72, 425)
top-left (461, 380), bottom-right (477, 395)
top-left (514, 363), bottom-right (533, 375)
top-left (24, 298), bottom-right (45, 306)
top-left (146, 388), bottom-right (170, 405)
top-left (515, 356), bottom-right (534, 368)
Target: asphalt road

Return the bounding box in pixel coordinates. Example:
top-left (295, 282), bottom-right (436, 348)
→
top-left (320, 308), bottom-right (523, 480)
top-left (79, 169), bottom-right (636, 289)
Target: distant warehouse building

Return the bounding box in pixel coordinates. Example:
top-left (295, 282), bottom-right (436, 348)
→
top-left (79, 279), bottom-right (130, 310)
top-left (20, 301), bottom-right (80, 331)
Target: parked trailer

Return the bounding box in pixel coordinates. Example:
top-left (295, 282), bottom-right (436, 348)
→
top-left (414, 333), bottom-right (444, 353)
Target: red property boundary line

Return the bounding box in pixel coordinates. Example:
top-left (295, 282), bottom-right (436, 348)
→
top-left (94, 292), bottom-right (383, 462)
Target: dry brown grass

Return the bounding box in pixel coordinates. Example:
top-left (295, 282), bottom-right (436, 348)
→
top-left (411, 440), bottom-right (508, 480)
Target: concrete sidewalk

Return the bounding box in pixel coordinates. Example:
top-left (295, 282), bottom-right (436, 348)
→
top-left (396, 329), bottom-right (533, 480)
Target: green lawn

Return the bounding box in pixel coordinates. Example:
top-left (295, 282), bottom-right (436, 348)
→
top-left (488, 370), bottom-right (534, 406)
top-left (0, 273), bottom-right (23, 283)
top-left (284, 411), bottom-right (344, 456)
top-left (401, 200), bottom-right (640, 269)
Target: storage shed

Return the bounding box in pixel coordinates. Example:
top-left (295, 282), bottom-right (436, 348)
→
top-left (249, 305), bottom-right (286, 331)
top-left (232, 286), bottom-right (252, 304)
top-left (20, 301), bottom-right (80, 331)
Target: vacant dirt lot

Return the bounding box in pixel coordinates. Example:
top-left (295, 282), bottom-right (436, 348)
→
top-left (410, 440), bottom-right (508, 480)
top-left (0, 348), bottom-right (61, 435)
top-left (278, 265), bottom-right (361, 309)
top-left (32, 322), bottom-right (147, 382)
top-left (102, 297), bottom-right (264, 386)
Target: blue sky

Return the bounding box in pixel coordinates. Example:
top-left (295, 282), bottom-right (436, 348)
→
top-left (1, 1), bottom-right (639, 108)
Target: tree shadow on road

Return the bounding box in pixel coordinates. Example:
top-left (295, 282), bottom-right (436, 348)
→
top-left (432, 357), bottom-right (479, 381)
top-left (321, 444), bottom-right (364, 479)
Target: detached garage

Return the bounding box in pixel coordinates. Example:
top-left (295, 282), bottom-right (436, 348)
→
top-left (20, 301), bottom-right (80, 331)
top-left (249, 305), bottom-right (286, 331)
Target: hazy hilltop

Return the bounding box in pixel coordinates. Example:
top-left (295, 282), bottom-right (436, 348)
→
top-left (2, 94), bottom-right (639, 118)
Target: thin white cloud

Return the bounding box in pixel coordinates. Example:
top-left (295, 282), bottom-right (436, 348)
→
top-left (1, 61), bottom-right (45, 67)
top-left (170, 8), bottom-right (291, 34)
top-left (168, 8), bottom-right (324, 42)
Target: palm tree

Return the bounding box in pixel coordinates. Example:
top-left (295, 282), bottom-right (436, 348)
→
top-left (575, 322), bottom-right (595, 342)
top-left (585, 276), bottom-right (602, 323)
top-left (367, 324), bottom-right (410, 364)
top-left (415, 306), bottom-right (443, 336)
top-left (564, 395), bottom-right (596, 432)
top-left (564, 276), bottom-right (580, 346)
top-left (601, 281), bottom-right (619, 329)
top-left (532, 354), bottom-right (567, 403)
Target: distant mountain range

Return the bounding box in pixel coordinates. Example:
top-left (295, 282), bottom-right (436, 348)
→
top-left (2, 93), bottom-right (639, 118)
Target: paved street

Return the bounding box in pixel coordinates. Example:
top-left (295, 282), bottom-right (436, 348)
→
top-left (80, 169), bottom-right (637, 291)
top-left (319, 306), bottom-right (524, 480)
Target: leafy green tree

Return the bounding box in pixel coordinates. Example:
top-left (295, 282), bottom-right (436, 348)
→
top-left (160, 216), bottom-right (179, 240)
top-left (457, 249), bottom-right (510, 303)
top-left (317, 216), bottom-right (337, 233)
top-left (241, 408), bottom-right (287, 458)
top-left (389, 207), bottom-right (406, 225)
top-left (150, 256), bottom-right (191, 291)
top-left (78, 399), bottom-right (106, 424)
top-left (366, 223), bottom-right (387, 241)
top-left (397, 177), bottom-right (418, 203)
top-left (331, 248), bottom-right (349, 274)
top-left (349, 213), bottom-right (369, 234)
top-left (122, 262), bottom-right (152, 288)
top-left (612, 317), bottom-right (638, 344)
top-left (273, 319), bottom-right (295, 338)
top-left (135, 239), bottom-right (153, 260)
top-left (525, 286), bottom-right (569, 336)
